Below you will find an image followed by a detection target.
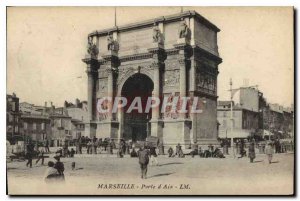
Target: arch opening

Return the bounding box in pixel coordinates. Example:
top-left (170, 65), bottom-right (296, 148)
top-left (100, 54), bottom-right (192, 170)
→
top-left (121, 73), bottom-right (154, 142)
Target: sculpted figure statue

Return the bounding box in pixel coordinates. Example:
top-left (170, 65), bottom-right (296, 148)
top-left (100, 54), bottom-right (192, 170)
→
top-left (107, 34), bottom-right (119, 51)
top-left (178, 20), bottom-right (191, 42)
top-left (87, 37), bottom-right (99, 59)
top-left (152, 26), bottom-right (164, 45)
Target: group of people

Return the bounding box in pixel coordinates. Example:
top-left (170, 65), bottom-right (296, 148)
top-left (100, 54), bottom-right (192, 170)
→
top-left (76, 136), bottom-right (117, 154)
top-left (167, 144), bottom-right (226, 159)
top-left (44, 156), bottom-right (65, 183)
top-left (247, 142), bottom-right (274, 164)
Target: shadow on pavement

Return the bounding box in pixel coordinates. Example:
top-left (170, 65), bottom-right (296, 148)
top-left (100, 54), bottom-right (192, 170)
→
top-left (148, 172), bottom-right (174, 178)
top-left (158, 162), bottom-right (183, 166)
top-left (271, 161), bottom-right (279, 164)
top-left (253, 160), bottom-right (263, 163)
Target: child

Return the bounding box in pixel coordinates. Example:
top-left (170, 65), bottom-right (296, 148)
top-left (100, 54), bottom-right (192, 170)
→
top-left (265, 143), bottom-right (274, 164)
top-left (44, 161), bottom-right (59, 183)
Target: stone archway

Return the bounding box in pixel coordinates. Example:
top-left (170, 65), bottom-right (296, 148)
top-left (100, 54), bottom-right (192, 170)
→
top-left (120, 73), bottom-right (154, 142)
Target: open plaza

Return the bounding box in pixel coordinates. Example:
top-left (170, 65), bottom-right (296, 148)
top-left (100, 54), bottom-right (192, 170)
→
top-left (7, 150), bottom-right (294, 195)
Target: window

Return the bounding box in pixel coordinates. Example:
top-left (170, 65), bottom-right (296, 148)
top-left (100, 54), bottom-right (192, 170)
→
top-left (11, 102), bottom-right (16, 112)
top-left (23, 122), bottom-right (28, 129)
top-left (33, 123), bottom-right (36, 130)
top-left (15, 126), bottom-right (18, 132)
top-left (9, 115), bottom-right (13, 122)
top-left (41, 123), bottom-right (45, 130)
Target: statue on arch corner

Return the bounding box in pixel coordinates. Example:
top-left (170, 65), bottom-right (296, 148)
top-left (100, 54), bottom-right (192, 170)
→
top-left (152, 26), bottom-right (164, 45)
top-left (178, 20), bottom-right (191, 44)
top-left (107, 33), bottom-right (119, 52)
top-left (87, 36), bottom-right (99, 59)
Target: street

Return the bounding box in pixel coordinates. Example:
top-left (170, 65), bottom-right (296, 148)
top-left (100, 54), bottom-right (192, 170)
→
top-left (7, 152), bottom-right (294, 195)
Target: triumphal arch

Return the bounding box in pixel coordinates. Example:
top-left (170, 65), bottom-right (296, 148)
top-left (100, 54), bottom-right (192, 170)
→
top-left (82, 10), bottom-right (222, 147)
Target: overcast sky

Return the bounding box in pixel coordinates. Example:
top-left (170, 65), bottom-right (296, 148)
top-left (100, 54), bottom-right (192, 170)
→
top-left (7, 7), bottom-right (294, 108)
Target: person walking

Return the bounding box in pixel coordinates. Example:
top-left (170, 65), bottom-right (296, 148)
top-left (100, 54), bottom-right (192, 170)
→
top-left (265, 142), bottom-right (274, 164)
top-left (36, 148), bottom-right (45, 165)
top-left (44, 139), bottom-right (50, 153)
top-left (248, 142), bottom-right (256, 163)
top-left (137, 145), bottom-right (150, 179)
top-left (26, 143), bottom-right (34, 168)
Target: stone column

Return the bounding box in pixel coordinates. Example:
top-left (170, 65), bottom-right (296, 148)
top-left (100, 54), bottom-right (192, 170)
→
top-left (152, 62), bottom-right (160, 120)
top-left (82, 59), bottom-right (98, 121)
top-left (82, 56), bottom-right (99, 139)
top-left (106, 68), bottom-right (114, 120)
top-left (178, 52), bottom-right (187, 119)
top-left (148, 42), bottom-right (166, 138)
top-left (87, 68), bottom-right (94, 121)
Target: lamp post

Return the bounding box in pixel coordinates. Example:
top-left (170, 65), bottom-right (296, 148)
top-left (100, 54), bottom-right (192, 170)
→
top-left (229, 79), bottom-right (259, 157)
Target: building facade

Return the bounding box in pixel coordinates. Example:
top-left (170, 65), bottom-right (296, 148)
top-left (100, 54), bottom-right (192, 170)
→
top-left (7, 94), bottom-right (21, 144)
top-left (20, 114), bottom-right (51, 144)
top-left (82, 10), bottom-right (222, 147)
top-left (217, 101), bottom-right (259, 139)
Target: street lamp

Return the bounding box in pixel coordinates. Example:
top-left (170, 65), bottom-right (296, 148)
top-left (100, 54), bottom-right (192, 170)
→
top-left (229, 79), bottom-right (259, 158)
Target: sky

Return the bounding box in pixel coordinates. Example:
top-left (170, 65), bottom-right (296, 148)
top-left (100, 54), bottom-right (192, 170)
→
top-left (7, 7), bottom-right (294, 108)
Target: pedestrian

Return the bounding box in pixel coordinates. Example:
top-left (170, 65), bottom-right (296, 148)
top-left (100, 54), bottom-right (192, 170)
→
top-left (36, 148), bottom-right (45, 165)
top-left (265, 143), bottom-right (274, 164)
top-left (44, 139), bottom-right (50, 153)
top-left (178, 148), bottom-right (185, 158)
top-left (149, 146), bottom-right (159, 166)
top-left (44, 161), bottom-right (59, 183)
top-left (117, 146), bottom-right (123, 158)
top-left (190, 148), bottom-right (198, 158)
top-left (239, 140), bottom-right (246, 158)
top-left (168, 147), bottom-right (174, 157)
top-left (87, 141), bottom-right (92, 154)
top-left (69, 148), bottom-right (75, 157)
top-left (26, 142), bottom-right (34, 168)
top-left (130, 147), bottom-right (138, 157)
top-left (248, 142), bottom-right (256, 163)
top-left (125, 141), bottom-right (130, 155)
top-left (137, 145), bottom-right (150, 179)
top-left (175, 143), bottom-right (181, 156)
top-left (93, 137), bottom-right (98, 154)
top-left (54, 156), bottom-right (65, 180)
top-left (121, 140), bottom-right (126, 155)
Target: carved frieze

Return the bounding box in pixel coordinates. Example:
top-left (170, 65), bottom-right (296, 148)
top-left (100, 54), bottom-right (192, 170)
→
top-left (98, 78), bottom-right (108, 93)
top-left (195, 63), bottom-right (217, 96)
top-left (164, 70), bottom-right (179, 87)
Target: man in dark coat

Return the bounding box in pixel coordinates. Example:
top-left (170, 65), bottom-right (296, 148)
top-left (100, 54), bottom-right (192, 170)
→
top-left (137, 145), bottom-right (150, 179)
top-left (44, 139), bottom-right (50, 153)
top-left (248, 142), bottom-right (256, 163)
top-left (54, 156), bottom-right (65, 181)
top-left (36, 148), bottom-right (45, 165)
top-left (26, 143), bottom-right (34, 168)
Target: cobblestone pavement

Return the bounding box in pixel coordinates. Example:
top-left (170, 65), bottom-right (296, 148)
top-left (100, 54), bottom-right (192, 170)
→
top-left (7, 152), bottom-right (294, 195)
